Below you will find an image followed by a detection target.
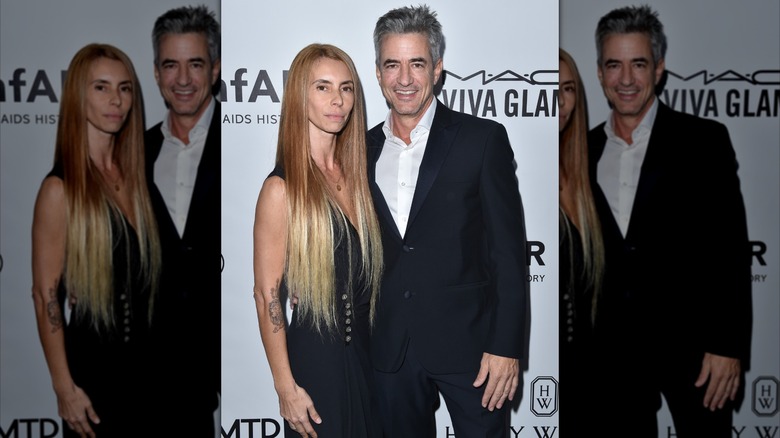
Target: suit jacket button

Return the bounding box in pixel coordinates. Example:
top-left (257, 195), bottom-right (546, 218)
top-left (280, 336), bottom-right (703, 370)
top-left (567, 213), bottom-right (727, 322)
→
top-left (402, 245), bottom-right (413, 252)
top-left (403, 290), bottom-right (411, 299)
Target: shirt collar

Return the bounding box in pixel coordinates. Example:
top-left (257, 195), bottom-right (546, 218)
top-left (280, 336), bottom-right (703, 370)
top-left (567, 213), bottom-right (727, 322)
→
top-left (161, 97), bottom-right (215, 144)
top-left (382, 98), bottom-right (437, 140)
top-left (604, 97), bottom-right (658, 144)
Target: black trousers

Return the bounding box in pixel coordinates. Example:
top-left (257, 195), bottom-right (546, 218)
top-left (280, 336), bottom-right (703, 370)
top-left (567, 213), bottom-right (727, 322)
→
top-left (595, 347), bottom-right (734, 438)
top-left (373, 340), bottom-right (510, 438)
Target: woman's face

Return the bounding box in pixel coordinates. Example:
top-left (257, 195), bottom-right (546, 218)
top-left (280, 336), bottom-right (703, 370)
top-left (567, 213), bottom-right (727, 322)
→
top-left (307, 58), bottom-right (355, 137)
top-left (558, 60), bottom-right (576, 132)
top-left (85, 57), bottom-right (133, 138)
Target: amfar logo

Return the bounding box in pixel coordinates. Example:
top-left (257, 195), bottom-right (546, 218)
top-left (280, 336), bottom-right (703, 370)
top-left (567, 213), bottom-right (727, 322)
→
top-left (530, 376), bottom-right (558, 417)
top-left (0, 68), bottom-right (65, 103)
top-left (752, 376), bottom-right (779, 417)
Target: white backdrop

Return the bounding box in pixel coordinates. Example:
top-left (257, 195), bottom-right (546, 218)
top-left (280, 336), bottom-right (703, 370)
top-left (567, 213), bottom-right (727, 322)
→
top-left (0, 1), bottom-right (220, 436)
top-left (561, 0), bottom-right (780, 435)
top-left (220, 0), bottom-right (560, 436)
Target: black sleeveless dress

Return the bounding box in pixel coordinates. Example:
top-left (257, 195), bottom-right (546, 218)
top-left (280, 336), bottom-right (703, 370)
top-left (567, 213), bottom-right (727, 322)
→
top-left (49, 165), bottom-right (157, 437)
top-left (269, 167), bottom-right (380, 438)
top-left (559, 213), bottom-right (598, 434)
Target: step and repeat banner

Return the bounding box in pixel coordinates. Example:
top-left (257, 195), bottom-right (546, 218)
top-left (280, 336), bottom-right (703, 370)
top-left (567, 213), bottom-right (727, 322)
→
top-left (561, 0), bottom-right (780, 436)
top-left (220, 0), bottom-right (559, 436)
top-left (0, 1), bottom-right (220, 437)
top-left (3, 0), bottom-right (776, 437)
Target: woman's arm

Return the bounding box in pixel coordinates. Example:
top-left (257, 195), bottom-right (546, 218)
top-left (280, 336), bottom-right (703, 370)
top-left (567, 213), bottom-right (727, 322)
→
top-left (31, 176), bottom-right (100, 437)
top-left (253, 176), bottom-right (321, 437)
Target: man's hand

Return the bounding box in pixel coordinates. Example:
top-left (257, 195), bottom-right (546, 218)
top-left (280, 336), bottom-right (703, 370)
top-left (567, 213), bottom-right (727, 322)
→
top-left (695, 352), bottom-right (741, 411)
top-left (472, 352), bottom-right (519, 411)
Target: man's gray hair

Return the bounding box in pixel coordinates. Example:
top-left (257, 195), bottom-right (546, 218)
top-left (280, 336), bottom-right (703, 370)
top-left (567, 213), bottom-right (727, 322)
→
top-left (373, 4), bottom-right (445, 67)
top-left (595, 4), bottom-right (667, 66)
top-left (152, 5), bottom-right (220, 66)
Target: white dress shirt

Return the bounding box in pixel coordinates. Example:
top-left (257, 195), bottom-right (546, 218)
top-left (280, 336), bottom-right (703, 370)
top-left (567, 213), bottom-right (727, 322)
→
top-left (154, 97), bottom-right (215, 237)
top-left (597, 98), bottom-right (658, 237)
top-left (376, 99), bottom-right (437, 237)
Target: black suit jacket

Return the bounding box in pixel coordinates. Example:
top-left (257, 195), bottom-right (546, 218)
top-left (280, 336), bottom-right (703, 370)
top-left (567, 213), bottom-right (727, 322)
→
top-left (367, 101), bottom-right (528, 374)
top-left (145, 101), bottom-right (221, 410)
top-left (589, 101), bottom-right (751, 363)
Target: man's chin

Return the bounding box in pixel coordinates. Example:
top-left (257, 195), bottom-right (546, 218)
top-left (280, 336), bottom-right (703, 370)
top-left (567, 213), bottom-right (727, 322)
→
top-left (391, 104), bottom-right (423, 117)
top-left (168, 105), bottom-right (201, 118)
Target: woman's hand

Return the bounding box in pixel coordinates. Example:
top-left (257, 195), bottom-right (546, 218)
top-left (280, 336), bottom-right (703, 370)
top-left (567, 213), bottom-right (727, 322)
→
top-left (55, 383), bottom-right (100, 438)
top-left (278, 383), bottom-right (322, 438)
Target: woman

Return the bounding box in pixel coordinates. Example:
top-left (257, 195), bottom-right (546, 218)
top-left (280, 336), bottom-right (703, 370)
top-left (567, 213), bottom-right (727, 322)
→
top-left (31, 44), bottom-right (161, 438)
top-left (558, 48), bottom-right (605, 433)
top-left (253, 44), bottom-right (383, 438)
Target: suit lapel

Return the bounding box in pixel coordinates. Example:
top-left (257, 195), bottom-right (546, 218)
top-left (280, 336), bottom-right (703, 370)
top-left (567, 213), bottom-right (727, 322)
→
top-left (407, 102), bottom-right (457, 229)
top-left (625, 102), bottom-right (671, 241)
top-left (367, 126), bottom-right (402, 240)
top-left (368, 101), bottom-right (458, 240)
top-left (181, 102), bottom-right (220, 242)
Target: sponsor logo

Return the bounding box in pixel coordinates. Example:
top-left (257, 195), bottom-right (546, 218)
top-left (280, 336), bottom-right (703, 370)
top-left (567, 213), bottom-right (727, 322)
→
top-left (752, 376), bottom-right (779, 417)
top-left (0, 418), bottom-right (59, 438)
top-left (445, 425), bottom-right (558, 437)
top-left (0, 68), bottom-right (65, 103)
top-left (221, 418), bottom-right (281, 438)
top-left (666, 69), bottom-right (779, 86)
top-left (440, 69), bottom-right (556, 119)
top-left (659, 69), bottom-right (780, 118)
top-left (527, 241), bottom-right (545, 267)
top-left (530, 376), bottom-right (558, 417)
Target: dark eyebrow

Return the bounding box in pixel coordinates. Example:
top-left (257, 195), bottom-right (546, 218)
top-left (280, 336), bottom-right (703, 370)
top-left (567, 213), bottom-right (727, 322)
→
top-left (312, 79), bottom-right (333, 85)
top-left (161, 57), bottom-right (207, 64)
top-left (382, 57), bottom-right (428, 67)
top-left (604, 56), bottom-right (650, 65)
top-left (382, 58), bottom-right (400, 67)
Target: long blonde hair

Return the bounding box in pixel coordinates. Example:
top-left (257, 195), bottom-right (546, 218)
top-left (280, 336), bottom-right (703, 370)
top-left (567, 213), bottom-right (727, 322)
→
top-left (55, 43), bottom-right (161, 331)
top-left (559, 48), bottom-right (604, 321)
top-left (277, 43), bottom-right (383, 335)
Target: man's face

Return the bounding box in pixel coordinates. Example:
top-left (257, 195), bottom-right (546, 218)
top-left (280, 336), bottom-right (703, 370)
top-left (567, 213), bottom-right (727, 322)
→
top-left (154, 32), bottom-right (220, 121)
top-left (376, 32), bottom-right (442, 123)
top-left (597, 32), bottom-right (664, 121)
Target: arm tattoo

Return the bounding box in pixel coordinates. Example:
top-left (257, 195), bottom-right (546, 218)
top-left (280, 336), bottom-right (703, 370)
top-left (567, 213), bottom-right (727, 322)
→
top-left (46, 286), bottom-right (63, 333)
top-left (269, 280), bottom-right (284, 333)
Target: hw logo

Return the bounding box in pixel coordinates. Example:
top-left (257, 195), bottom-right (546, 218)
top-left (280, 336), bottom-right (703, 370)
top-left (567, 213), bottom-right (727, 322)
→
top-left (752, 376), bottom-right (779, 416)
top-left (530, 376), bottom-right (558, 417)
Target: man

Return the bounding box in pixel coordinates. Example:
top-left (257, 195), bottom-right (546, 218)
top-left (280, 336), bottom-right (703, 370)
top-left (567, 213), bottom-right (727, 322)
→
top-left (367, 5), bottom-right (529, 437)
top-left (588, 5), bottom-right (751, 437)
top-left (145, 5), bottom-right (221, 436)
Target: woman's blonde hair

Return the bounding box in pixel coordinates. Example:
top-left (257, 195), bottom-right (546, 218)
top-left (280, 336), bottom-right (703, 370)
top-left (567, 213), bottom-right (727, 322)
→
top-left (559, 48), bottom-right (605, 321)
top-left (55, 43), bottom-right (161, 331)
top-left (277, 43), bottom-right (383, 336)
